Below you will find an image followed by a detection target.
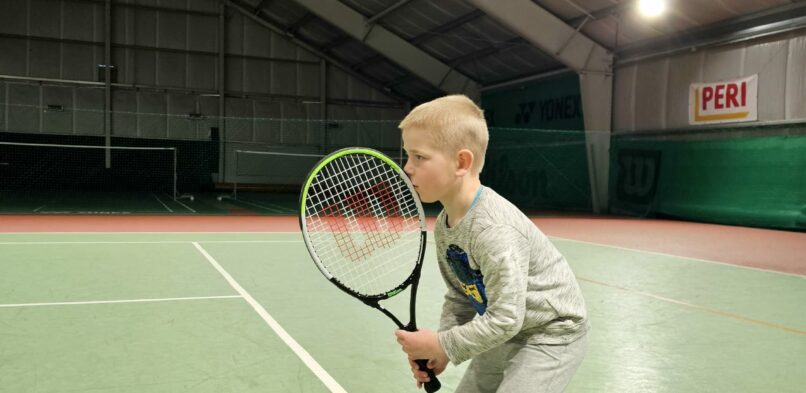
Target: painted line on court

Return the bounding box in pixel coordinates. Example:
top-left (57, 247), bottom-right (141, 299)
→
top-left (0, 295), bottom-right (242, 309)
top-left (240, 198), bottom-right (294, 212)
top-left (551, 236), bottom-right (804, 278)
top-left (578, 277), bottom-right (805, 335)
top-left (0, 231), bottom-right (305, 234)
top-left (233, 198), bottom-right (288, 214)
top-left (0, 240), bottom-right (301, 245)
top-left (174, 197), bottom-right (197, 213)
top-left (0, 239), bottom-right (436, 245)
top-left (192, 242), bottom-right (347, 393)
top-left (152, 193), bottom-right (174, 213)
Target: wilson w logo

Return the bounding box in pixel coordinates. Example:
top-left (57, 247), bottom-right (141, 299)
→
top-left (318, 181), bottom-right (404, 261)
top-left (616, 150), bottom-right (661, 204)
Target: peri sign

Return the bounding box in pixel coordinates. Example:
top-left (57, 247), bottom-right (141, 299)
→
top-left (689, 75), bottom-right (757, 125)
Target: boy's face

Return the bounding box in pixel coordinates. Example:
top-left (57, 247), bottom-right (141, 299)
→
top-left (401, 127), bottom-right (456, 203)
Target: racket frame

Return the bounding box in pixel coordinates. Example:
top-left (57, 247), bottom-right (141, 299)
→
top-left (299, 147), bottom-right (441, 392)
top-left (299, 147), bottom-right (427, 330)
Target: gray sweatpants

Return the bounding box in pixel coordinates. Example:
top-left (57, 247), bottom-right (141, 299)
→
top-left (454, 334), bottom-right (588, 393)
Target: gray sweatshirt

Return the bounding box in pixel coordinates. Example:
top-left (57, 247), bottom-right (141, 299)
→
top-left (435, 186), bottom-right (588, 365)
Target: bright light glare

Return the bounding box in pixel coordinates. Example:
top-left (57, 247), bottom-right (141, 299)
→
top-left (638, 0), bottom-right (666, 18)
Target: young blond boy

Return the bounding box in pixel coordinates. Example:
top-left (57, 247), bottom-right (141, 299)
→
top-left (393, 95), bottom-right (589, 392)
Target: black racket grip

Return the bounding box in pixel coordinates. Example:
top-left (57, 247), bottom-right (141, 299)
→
top-left (415, 359), bottom-right (441, 392)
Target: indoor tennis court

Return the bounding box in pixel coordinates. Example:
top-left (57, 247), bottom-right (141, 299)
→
top-left (2, 0), bottom-right (805, 392)
top-left (1, 218), bottom-right (803, 392)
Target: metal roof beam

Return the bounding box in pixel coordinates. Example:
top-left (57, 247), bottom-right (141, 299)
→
top-left (74, 0), bottom-right (218, 17)
top-left (366, 0), bottom-right (412, 25)
top-left (467, 0), bottom-right (611, 74)
top-left (566, 2), bottom-right (629, 27)
top-left (286, 12), bottom-right (315, 35)
top-left (321, 35), bottom-right (351, 52)
top-left (252, 0), bottom-right (271, 15)
top-left (289, 0), bottom-right (478, 96)
top-left (222, 0), bottom-right (412, 103)
top-left (355, 10), bottom-right (487, 72)
top-left (410, 10), bottom-right (485, 45)
top-left (352, 54), bottom-right (385, 71)
top-left (384, 74), bottom-right (415, 88)
top-left (448, 37), bottom-right (524, 66)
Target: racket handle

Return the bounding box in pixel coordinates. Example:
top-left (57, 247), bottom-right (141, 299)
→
top-left (415, 359), bottom-right (441, 392)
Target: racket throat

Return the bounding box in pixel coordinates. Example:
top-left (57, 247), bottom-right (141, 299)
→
top-left (369, 301), bottom-right (407, 329)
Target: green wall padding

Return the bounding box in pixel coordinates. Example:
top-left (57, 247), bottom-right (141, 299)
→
top-left (481, 74), bottom-right (591, 211)
top-left (610, 132), bottom-right (806, 230)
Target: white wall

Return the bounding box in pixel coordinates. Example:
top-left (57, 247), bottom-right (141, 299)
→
top-left (0, 0), bottom-right (406, 144)
top-left (613, 30), bottom-right (806, 132)
top-left (0, 0), bottom-right (408, 184)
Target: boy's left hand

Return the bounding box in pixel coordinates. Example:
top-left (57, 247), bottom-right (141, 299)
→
top-left (394, 328), bottom-right (448, 363)
top-left (408, 356), bottom-right (447, 388)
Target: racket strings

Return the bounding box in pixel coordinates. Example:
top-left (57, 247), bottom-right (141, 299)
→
top-left (309, 162), bottom-right (417, 290)
top-left (304, 153), bottom-right (422, 296)
top-left (312, 156), bottom-right (418, 264)
top-left (337, 155), bottom-right (407, 291)
top-left (330, 157), bottom-right (403, 261)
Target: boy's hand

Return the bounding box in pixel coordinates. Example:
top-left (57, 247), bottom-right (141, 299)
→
top-left (395, 328), bottom-right (449, 388)
top-left (394, 328), bottom-right (444, 360)
top-left (408, 356), bottom-right (448, 389)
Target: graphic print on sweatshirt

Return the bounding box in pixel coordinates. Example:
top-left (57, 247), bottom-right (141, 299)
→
top-left (446, 244), bottom-right (487, 315)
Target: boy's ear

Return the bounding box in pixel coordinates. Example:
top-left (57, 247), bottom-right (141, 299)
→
top-left (455, 149), bottom-right (474, 176)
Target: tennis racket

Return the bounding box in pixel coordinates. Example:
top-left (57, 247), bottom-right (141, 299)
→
top-left (299, 147), bottom-right (441, 392)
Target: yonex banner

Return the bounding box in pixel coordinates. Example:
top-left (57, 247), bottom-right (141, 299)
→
top-left (689, 75), bottom-right (757, 125)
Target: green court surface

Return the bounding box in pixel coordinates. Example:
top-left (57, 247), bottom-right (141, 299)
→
top-left (0, 232), bottom-right (803, 392)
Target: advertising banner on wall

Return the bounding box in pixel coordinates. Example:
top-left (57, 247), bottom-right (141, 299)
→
top-left (689, 75), bottom-right (757, 125)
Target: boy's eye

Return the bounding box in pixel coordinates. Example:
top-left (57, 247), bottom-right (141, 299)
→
top-left (415, 155), bottom-right (425, 160)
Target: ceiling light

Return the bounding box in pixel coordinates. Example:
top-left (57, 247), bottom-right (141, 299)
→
top-left (638, 0), bottom-right (666, 18)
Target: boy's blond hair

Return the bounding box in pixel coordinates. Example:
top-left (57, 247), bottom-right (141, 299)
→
top-left (399, 94), bottom-right (489, 174)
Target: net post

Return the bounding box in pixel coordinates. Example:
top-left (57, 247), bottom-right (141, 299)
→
top-left (173, 147), bottom-right (178, 200)
top-left (172, 147), bottom-right (195, 203)
top-left (234, 149), bottom-right (239, 200)
top-left (216, 148), bottom-right (239, 202)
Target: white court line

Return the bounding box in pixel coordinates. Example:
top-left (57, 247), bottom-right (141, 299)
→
top-left (6, 231), bottom-right (792, 277)
top-left (0, 229), bottom-right (789, 276)
top-left (192, 242), bottom-right (347, 393)
top-left (234, 198), bottom-right (287, 214)
top-left (241, 198), bottom-right (294, 213)
top-left (33, 205), bottom-right (47, 212)
top-left (174, 197), bottom-right (197, 213)
top-left (0, 231), bottom-right (304, 234)
top-left (152, 193), bottom-right (174, 213)
top-left (0, 240), bottom-right (301, 245)
top-left (0, 295), bottom-right (242, 309)
top-left (578, 277), bottom-right (806, 335)
top-left (0, 239), bottom-right (435, 245)
top-left (550, 236), bottom-right (805, 278)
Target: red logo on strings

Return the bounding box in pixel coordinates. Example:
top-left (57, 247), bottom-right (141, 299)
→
top-left (318, 181), bottom-right (404, 261)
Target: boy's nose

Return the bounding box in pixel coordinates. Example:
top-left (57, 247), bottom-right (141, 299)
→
top-left (403, 159), bottom-right (413, 176)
